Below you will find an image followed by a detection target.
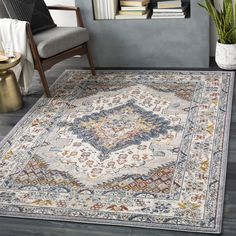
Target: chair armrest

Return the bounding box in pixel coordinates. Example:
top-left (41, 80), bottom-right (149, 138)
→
top-left (47, 5), bottom-right (84, 27)
top-left (26, 22), bottom-right (40, 66)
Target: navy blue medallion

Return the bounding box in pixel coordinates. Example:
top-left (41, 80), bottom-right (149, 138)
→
top-left (68, 100), bottom-right (175, 156)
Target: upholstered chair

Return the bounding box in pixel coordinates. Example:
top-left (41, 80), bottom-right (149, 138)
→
top-left (0, 0), bottom-right (96, 97)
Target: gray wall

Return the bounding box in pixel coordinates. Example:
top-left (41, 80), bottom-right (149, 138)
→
top-left (76, 0), bottom-right (210, 68)
top-left (45, 0), bottom-right (219, 57)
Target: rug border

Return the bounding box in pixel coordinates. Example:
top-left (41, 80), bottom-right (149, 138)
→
top-left (0, 70), bottom-right (234, 234)
top-left (215, 71), bottom-right (235, 234)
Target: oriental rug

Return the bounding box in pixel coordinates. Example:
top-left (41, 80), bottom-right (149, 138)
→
top-left (0, 70), bottom-right (234, 233)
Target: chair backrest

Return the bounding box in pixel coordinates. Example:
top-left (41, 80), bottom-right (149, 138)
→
top-left (0, 0), bottom-right (9, 18)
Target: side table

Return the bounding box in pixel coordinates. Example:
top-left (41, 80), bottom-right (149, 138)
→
top-left (0, 53), bottom-right (23, 113)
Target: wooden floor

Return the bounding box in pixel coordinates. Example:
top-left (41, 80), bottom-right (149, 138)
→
top-left (0, 58), bottom-right (236, 236)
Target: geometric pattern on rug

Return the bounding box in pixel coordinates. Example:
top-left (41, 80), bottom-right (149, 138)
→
top-left (66, 100), bottom-right (179, 158)
top-left (5, 155), bottom-right (85, 191)
top-left (96, 162), bottom-right (175, 194)
top-left (0, 70), bottom-right (234, 234)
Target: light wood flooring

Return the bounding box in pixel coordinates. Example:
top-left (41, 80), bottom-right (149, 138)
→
top-left (0, 58), bottom-right (235, 236)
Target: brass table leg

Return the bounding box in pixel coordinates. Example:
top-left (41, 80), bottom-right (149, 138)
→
top-left (0, 69), bottom-right (23, 113)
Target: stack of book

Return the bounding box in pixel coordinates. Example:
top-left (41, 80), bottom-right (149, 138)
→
top-left (93, 0), bottom-right (118, 20)
top-left (152, 0), bottom-right (188, 19)
top-left (115, 0), bottom-right (150, 19)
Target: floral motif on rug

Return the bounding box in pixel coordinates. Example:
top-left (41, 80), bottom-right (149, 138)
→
top-left (0, 71), bottom-right (234, 233)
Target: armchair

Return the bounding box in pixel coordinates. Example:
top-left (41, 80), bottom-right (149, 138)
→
top-left (0, 2), bottom-right (96, 97)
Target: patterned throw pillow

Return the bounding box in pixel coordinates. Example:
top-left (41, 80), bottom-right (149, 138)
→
top-left (2, 0), bottom-right (57, 34)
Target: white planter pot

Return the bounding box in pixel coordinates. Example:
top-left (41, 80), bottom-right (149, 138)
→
top-left (215, 42), bottom-right (236, 70)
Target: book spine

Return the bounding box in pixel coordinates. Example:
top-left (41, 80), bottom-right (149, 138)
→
top-left (111, 0), bottom-right (115, 19)
top-left (120, 1), bottom-right (143, 7)
top-left (121, 6), bottom-right (146, 11)
top-left (153, 9), bottom-right (183, 13)
top-left (152, 15), bottom-right (185, 19)
top-left (152, 12), bottom-right (184, 16)
top-left (100, 0), bottom-right (104, 19)
top-left (97, 0), bottom-right (102, 19)
top-left (104, 0), bottom-right (107, 19)
top-left (107, 0), bottom-right (111, 19)
top-left (158, 3), bottom-right (182, 9)
top-left (108, 0), bottom-right (111, 19)
top-left (119, 10), bottom-right (146, 15)
top-left (114, 0), bottom-right (118, 17)
top-left (93, 0), bottom-right (98, 20)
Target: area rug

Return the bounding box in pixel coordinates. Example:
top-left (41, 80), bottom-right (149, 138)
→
top-left (0, 71), bottom-right (234, 233)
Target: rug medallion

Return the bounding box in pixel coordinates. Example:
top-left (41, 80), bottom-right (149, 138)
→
top-left (0, 71), bottom-right (234, 233)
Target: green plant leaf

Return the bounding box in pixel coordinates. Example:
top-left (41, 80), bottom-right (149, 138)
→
top-left (199, 0), bottom-right (236, 44)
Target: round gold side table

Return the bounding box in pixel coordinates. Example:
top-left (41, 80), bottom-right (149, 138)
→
top-left (0, 53), bottom-right (23, 113)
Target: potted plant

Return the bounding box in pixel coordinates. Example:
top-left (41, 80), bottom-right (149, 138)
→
top-left (199, 0), bottom-right (236, 70)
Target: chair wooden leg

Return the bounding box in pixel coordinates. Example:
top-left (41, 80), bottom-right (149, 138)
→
top-left (37, 66), bottom-right (51, 97)
top-left (85, 43), bottom-right (96, 76)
